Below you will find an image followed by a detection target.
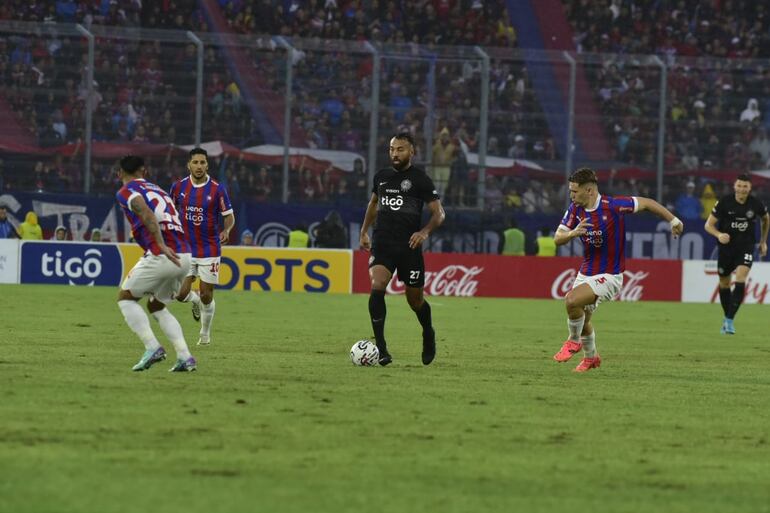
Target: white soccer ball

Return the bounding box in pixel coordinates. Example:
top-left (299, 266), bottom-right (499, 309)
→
top-left (350, 339), bottom-right (379, 366)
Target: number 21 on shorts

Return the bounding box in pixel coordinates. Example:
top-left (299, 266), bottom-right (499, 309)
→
top-left (210, 262), bottom-right (220, 274)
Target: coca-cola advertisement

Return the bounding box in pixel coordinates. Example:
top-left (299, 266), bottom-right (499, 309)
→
top-left (681, 260), bottom-right (770, 303)
top-left (352, 251), bottom-right (683, 301)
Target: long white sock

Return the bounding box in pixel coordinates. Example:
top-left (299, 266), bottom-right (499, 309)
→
top-left (151, 308), bottom-right (192, 360)
top-left (201, 300), bottom-right (215, 339)
top-left (118, 300), bottom-right (161, 351)
top-left (182, 290), bottom-right (201, 305)
top-left (580, 331), bottom-right (597, 358)
top-left (568, 315), bottom-right (585, 342)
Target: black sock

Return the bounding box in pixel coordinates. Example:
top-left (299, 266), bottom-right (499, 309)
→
top-left (719, 287), bottom-right (731, 317)
top-left (727, 282), bottom-right (746, 320)
top-left (415, 301), bottom-right (433, 333)
top-left (369, 290), bottom-right (387, 350)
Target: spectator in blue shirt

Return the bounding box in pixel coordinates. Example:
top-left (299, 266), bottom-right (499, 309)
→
top-left (675, 181), bottom-right (703, 221)
top-left (0, 204), bottom-right (19, 239)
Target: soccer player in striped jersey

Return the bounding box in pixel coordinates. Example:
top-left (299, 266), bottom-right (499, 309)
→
top-left (552, 167), bottom-right (684, 372)
top-left (115, 155), bottom-right (197, 372)
top-left (170, 148), bottom-right (234, 346)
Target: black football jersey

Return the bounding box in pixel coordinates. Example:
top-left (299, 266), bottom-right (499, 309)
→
top-left (371, 165), bottom-right (440, 247)
top-left (712, 194), bottom-right (768, 247)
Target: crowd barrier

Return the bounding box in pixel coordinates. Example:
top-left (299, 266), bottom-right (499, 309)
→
top-left (1, 240), bottom-right (768, 304)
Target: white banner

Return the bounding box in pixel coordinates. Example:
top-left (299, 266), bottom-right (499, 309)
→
top-left (0, 239), bottom-right (20, 284)
top-left (682, 260), bottom-right (770, 303)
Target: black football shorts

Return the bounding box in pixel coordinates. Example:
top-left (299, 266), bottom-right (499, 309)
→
top-left (369, 244), bottom-right (425, 287)
top-left (717, 244), bottom-right (754, 276)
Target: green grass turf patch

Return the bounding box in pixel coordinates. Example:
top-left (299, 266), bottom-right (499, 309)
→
top-left (1, 284), bottom-right (769, 513)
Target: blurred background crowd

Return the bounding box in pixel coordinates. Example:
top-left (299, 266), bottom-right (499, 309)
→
top-left (1, 0), bottom-right (769, 228)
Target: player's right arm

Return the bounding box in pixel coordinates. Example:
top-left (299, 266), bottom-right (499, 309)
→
top-left (359, 193), bottom-right (379, 251)
top-left (169, 181), bottom-right (181, 210)
top-left (704, 208), bottom-right (730, 245)
top-left (129, 195), bottom-right (181, 266)
top-left (554, 218), bottom-right (592, 246)
top-left (554, 203), bottom-right (591, 246)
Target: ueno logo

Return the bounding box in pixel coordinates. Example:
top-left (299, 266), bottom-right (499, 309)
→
top-left (381, 196), bottom-right (404, 210)
top-left (550, 268), bottom-right (649, 301)
top-left (185, 206), bottom-right (204, 225)
top-left (387, 265), bottom-right (483, 296)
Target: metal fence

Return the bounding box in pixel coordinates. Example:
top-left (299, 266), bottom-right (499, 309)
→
top-left (2, 19), bottom-right (769, 219)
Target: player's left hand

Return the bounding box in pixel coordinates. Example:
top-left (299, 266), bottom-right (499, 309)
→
top-left (160, 245), bottom-right (181, 267)
top-left (760, 241), bottom-right (768, 258)
top-left (219, 230), bottom-right (230, 244)
top-left (409, 230), bottom-right (429, 249)
top-left (670, 219), bottom-right (684, 238)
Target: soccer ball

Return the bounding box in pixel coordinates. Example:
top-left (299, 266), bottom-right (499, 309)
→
top-left (350, 339), bottom-right (379, 366)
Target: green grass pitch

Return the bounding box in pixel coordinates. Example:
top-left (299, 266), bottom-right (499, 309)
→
top-left (1, 284), bottom-right (769, 513)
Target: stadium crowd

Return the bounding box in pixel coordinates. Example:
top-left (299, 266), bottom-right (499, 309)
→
top-left (1, 0), bottom-right (541, 207)
top-left (563, 0), bottom-right (770, 171)
top-left (0, 0), bottom-right (769, 215)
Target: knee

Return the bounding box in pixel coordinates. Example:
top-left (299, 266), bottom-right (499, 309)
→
top-left (200, 291), bottom-right (213, 304)
top-left (370, 279), bottom-right (388, 291)
top-left (565, 293), bottom-right (582, 311)
top-left (147, 299), bottom-right (164, 313)
top-left (407, 296), bottom-right (423, 311)
top-left (117, 290), bottom-right (134, 302)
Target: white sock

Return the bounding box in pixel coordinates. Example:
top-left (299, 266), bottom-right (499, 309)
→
top-left (151, 308), bottom-right (192, 360)
top-left (118, 300), bottom-right (161, 351)
top-left (568, 315), bottom-right (585, 342)
top-left (182, 290), bottom-right (201, 305)
top-left (200, 299), bottom-right (215, 339)
top-left (580, 331), bottom-right (597, 358)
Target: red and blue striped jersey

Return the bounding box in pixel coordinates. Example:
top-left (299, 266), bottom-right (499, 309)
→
top-left (116, 178), bottom-right (190, 255)
top-left (559, 194), bottom-right (638, 276)
top-left (169, 176), bottom-right (234, 258)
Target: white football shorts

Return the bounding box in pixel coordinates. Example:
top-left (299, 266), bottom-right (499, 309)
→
top-left (572, 272), bottom-right (623, 312)
top-left (122, 253), bottom-right (192, 304)
top-left (188, 256), bottom-right (221, 284)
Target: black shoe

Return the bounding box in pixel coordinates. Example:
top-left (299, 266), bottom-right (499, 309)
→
top-left (378, 348), bottom-right (393, 366)
top-left (422, 328), bottom-right (436, 365)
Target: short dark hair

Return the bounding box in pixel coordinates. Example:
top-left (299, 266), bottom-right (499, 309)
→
top-left (120, 155), bottom-right (145, 175)
top-left (569, 167), bottom-right (598, 185)
top-left (736, 173), bottom-right (751, 183)
top-left (189, 148), bottom-right (208, 160)
top-left (392, 131), bottom-right (416, 149)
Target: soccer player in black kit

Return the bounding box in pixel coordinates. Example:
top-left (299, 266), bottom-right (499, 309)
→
top-left (359, 132), bottom-right (446, 366)
top-left (704, 174), bottom-right (769, 334)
